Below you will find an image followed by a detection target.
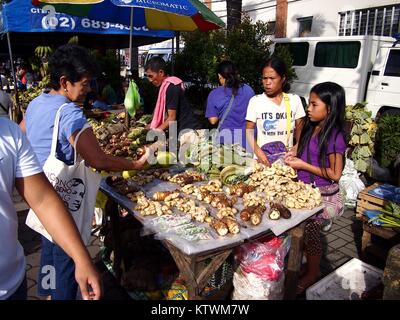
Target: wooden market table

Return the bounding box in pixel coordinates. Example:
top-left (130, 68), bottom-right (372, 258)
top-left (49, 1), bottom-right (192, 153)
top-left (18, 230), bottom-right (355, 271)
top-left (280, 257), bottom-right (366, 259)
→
top-left (100, 181), bottom-right (308, 300)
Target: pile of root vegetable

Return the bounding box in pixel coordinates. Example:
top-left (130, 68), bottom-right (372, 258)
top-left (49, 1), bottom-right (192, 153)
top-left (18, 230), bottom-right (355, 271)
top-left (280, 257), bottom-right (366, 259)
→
top-left (107, 162), bottom-right (323, 239)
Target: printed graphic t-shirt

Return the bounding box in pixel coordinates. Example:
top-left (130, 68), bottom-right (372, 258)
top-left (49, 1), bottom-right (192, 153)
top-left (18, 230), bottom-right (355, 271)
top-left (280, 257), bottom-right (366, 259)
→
top-left (245, 93), bottom-right (306, 148)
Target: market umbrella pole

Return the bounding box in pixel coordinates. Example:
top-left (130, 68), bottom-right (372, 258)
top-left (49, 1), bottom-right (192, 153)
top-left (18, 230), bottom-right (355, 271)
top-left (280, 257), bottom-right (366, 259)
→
top-left (171, 36), bottom-right (175, 75)
top-left (125, 7), bottom-right (134, 128)
top-left (128, 7), bottom-right (133, 71)
top-left (6, 32), bottom-right (21, 123)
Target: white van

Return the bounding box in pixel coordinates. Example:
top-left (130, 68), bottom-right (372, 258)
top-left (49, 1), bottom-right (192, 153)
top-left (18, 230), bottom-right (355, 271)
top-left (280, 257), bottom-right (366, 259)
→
top-left (144, 47), bottom-right (173, 65)
top-left (273, 35), bottom-right (400, 118)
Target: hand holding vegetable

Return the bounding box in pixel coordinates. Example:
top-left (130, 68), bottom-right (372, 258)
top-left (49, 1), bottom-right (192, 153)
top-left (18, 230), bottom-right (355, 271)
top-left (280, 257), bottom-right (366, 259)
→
top-left (132, 146), bottom-right (150, 169)
top-left (285, 156), bottom-right (305, 170)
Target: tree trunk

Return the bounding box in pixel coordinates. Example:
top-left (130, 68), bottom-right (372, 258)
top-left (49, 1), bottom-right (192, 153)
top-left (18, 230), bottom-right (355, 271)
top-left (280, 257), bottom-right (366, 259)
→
top-left (226, 0), bottom-right (242, 30)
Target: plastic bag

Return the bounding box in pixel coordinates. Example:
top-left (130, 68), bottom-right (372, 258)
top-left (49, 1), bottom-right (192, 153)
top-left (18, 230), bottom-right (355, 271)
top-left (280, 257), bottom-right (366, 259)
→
top-left (232, 269), bottom-right (285, 300)
top-left (124, 80), bottom-right (141, 118)
top-left (234, 235), bottom-right (291, 281)
top-left (339, 158), bottom-right (365, 208)
top-left (232, 235), bottom-right (291, 300)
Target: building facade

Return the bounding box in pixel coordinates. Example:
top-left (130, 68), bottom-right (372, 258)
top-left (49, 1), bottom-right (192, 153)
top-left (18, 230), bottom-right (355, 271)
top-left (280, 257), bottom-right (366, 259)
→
top-left (210, 0), bottom-right (400, 38)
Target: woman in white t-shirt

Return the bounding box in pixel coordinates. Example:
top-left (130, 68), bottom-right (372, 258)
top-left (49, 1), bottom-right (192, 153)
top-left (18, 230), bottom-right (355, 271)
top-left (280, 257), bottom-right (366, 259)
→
top-left (245, 57), bottom-right (305, 166)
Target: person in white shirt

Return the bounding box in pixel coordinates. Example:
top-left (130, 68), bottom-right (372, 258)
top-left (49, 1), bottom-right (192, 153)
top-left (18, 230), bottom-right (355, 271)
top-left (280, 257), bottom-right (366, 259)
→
top-left (0, 118), bottom-right (101, 300)
top-left (246, 57), bottom-right (305, 166)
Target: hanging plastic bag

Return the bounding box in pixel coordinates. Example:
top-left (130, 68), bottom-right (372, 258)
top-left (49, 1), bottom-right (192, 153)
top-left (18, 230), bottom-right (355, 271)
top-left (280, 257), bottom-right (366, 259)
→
top-left (124, 80), bottom-right (141, 118)
top-left (339, 158), bottom-right (366, 208)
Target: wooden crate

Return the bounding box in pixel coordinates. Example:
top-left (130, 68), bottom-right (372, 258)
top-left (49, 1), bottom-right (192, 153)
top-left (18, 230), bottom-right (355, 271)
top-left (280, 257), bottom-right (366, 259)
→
top-left (356, 183), bottom-right (392, 218)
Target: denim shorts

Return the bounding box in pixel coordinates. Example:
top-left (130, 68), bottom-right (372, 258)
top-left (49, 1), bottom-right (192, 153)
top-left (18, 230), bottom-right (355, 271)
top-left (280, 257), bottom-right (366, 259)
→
top-left (38, 237), bottom-right (78, 300)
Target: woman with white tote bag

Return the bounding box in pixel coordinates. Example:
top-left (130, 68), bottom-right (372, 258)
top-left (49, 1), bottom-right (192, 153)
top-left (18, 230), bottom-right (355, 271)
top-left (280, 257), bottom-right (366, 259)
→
top-left (21, 44), bottom-right (152, 300)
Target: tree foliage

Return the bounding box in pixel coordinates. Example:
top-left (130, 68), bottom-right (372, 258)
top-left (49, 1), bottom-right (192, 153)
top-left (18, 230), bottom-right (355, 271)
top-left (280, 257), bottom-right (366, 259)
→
top-left (223, 15), bottom-right (271, 92)
top-left (173, 15), bottom-right (295, 94)
top-left (272, 44), bottom-right (298, 91)
top-left (173, 30), bottom-right (224, 87)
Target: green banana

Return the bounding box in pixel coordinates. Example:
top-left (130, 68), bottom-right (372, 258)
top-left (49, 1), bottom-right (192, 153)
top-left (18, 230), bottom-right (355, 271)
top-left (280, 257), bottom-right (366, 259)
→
top-left (220, 165), bottom-right (246, 184)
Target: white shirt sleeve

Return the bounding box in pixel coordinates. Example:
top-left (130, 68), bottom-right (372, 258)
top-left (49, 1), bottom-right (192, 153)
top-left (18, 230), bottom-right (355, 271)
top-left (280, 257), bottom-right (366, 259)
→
top-left (293, 94), bottom-right (306, 120)
top-left (15, 126), bottom-right (42, 178)
top-left (245, 96), bottom-right (258, 123)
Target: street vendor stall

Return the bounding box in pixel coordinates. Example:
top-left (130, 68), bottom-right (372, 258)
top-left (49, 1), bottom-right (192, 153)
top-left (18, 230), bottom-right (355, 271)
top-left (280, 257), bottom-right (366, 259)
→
top-left (98, 161), bottom-right (324, 299)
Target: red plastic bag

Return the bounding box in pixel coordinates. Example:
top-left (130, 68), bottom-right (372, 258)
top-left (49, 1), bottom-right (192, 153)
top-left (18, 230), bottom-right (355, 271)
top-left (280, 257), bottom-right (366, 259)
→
top-left (235, 235), bottom-right (291, 281)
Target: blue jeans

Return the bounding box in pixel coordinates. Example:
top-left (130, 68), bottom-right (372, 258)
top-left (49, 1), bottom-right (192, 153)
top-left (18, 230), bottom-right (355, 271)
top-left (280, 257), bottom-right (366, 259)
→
top-left (38, 237), bottom-right (78, 300)
top-left (7, 277), bottom-right (27, 300)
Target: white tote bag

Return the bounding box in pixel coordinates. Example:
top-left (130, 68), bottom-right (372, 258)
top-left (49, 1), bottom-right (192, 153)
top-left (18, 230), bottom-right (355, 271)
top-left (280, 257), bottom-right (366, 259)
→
top-left (26, 104), bottom-right (101, 245)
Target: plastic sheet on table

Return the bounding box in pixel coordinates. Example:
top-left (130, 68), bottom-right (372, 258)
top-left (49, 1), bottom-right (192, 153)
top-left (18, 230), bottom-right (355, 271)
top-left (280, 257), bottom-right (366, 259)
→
top-left (155, 221), bottom-right (214, 242)
top-left (101, 176), bottom-right (325, 254)
top-left (140, 179), bottom-right (180, 198)
top-left (162, 230), bottom-right (248, 256)
top-left (140, 213), bottom-right (192, 236)
top-left (267, 205), bottom-right (325, 236)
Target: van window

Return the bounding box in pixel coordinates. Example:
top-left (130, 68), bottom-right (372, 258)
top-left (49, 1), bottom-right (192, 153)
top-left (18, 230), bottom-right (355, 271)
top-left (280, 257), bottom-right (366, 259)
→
top-left (384, 49), bottom-right (400, 77)
top-left (145, 53), bottom-right (170, 66)
top-left (276, 43), bottom-right (309, 66)
top-left (314, 41), bottom-right (361, 68)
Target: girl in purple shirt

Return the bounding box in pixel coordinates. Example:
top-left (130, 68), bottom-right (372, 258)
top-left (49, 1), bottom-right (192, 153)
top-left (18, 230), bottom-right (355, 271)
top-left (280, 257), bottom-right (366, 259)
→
top-left (285, 82), bottom-right (347, 295)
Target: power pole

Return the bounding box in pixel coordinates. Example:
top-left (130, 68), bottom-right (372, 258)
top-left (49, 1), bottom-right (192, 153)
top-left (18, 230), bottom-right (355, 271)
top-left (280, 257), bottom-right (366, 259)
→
top-left (226, 0), bottom-right (242, 30)
top-left (275, 0), bottom-right (288, 38)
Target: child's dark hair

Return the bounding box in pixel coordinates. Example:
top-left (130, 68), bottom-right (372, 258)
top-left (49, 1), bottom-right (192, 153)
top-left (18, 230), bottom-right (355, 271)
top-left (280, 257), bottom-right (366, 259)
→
top-left (262, 56), bottom-right (290, 92)
top-left (49, 44), bottom-right (97, 90)
top-left (216, 60), bottom-right (241, 96)
top-left (297, 81), bottom-right (346, 174)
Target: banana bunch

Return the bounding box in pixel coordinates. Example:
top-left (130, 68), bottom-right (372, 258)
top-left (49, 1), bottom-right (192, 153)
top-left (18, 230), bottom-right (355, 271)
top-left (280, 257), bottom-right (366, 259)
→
top-left (186, 142), bottom-right (252, 179)
top-left (219, 165), bottom-right (249, 185)
top-left (34, 46), bottom-right (53, 57)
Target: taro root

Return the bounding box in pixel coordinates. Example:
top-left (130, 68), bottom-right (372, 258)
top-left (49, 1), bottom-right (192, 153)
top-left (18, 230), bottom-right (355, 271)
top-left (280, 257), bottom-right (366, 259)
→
top-left (268, 209), bottom-right (280, 220)
top-left (221, 217), bottom-right (240, 234)
top-left (210, 219), bottom-right (229, 236)
top-left (230, 195), bottom-right (238, 205)
top-left (240, 210), bottom-right (251, 221)
top-left (250, 212), bottom-right (262, 225)
top-left (271, 202), bottom-right (291, 219)
top-left (152, 191), bottom-right (173, 201)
